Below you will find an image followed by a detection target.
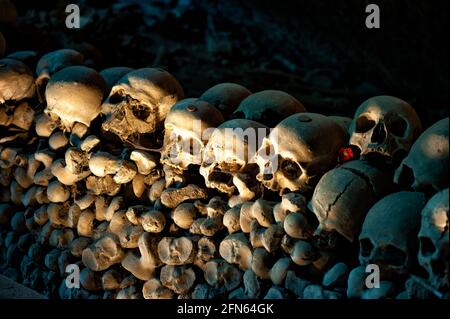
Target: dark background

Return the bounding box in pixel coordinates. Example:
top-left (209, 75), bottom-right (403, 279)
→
top-left (1, 0), bottom-right (448, 128)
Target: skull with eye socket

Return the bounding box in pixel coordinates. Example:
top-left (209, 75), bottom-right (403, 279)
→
top-left (101, 68), bottom-right (184, 148)
top-left (418, 188), bottom-right (449, 293)
top-left (349, 96), bottom-right (422, 167)
top-left (254, 113), bottom-right (347, 194)
top-left (359, 191), bottom-right (426, 280)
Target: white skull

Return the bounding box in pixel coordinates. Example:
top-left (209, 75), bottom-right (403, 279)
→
top-left (0, 58), bottom-right (35, 104)
top-left (200, 119), bottom-right (268, 205)
top-left (349, 96), bottom-right (422, 166)
top-left (45, 66), bottom-right (106, 131)
top-left (418, 188), bottom-right (449, 292)
top-left (394, 118), bottom-right (448, 193)
top-left (359, 191), bottom-right (426, 279)
top-left (254, 113), bottom-right (347, 194)
top-left (310, 160), bottom-right (393, 243)
top-left (233, 90), bottom-right (306, 127)
top-left (161, 98), bottom-right (224, 172)
top-left (101, 68), bottom-right (184, 146)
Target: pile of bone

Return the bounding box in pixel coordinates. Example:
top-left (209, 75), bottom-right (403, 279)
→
top-left (0, 46), bottom-right (448, 300)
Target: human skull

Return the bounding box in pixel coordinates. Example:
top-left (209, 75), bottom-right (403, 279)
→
top-left (200, 119), bottom-right (268, 205)
top-left (254, 113), bottom-right (347, 194)
top-left (199, 82), bottom-right (251, 117)
top-left (0, 58), bottom-right (35, 104)
top-left (310, 160), bottom-right (393, 243)
top-left (160, 98), bottom-right (224, 174)
top-left (45, 66), bottom-right (106, 131)
top-left (349, 96), bottom-right (422, 166)
top-left (101, 68), bottom-right (184, 146)
top-left (233, 90), bottom-right (306, 127)
top-left (35, 49), bottom-right (84, 101)
top-left (417, 188), bottom-right (449, 292)
top-left (359, 191), bottom-right (426, 279)
top-left (394, 118), bottom-right (448, 193)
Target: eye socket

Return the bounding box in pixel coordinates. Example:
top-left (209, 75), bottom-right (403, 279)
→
top-left (387, 115), bottom-right (408, 137)
top-left (280, 159), bottom-right (301, 179)
top-left (360, 238), bottom-right (374, 258)
top-left (420, 237), bottom-right (436, 256)
top-left (108, 92), bottom-right (123, 104)
top-left (132, 104), bottom-right (151, 120)
top-left (384, 245), bottom-right (407, 267)
top-left (355, 115), bottom-right (376, 133)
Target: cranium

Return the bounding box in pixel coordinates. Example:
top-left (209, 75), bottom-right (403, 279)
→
top-left (160, 98), bottom-right (224, 180)
top-left (200, 119), bottom-right (268, 206)
top-left (254, 113), bottom-right (347, 194)
top-left (359, 191), bottom-right (426, 279)
top-left (0, 58), bottom-right (35, 104)
top-left (418, 188), bottom-right (449, 292)
top-left (35, 49), bottom-right (84, 101)
top-left (101, 68), bottom-right (184, 147)
top-left (233, 90), bottom-right (306, 127)
top-left (310, 160), bottom-right (393, 243)
top-left (199, 82), bottom-right (251, 117)
top-left (45, 66), bottom-right (106, 131)
top-left (394, 118), bottom-right (448, 193)
top-left (349, 96), bottom-right (422, 166)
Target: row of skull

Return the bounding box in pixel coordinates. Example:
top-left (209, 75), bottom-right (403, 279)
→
top-left (1, 48), bottom-right (448, 296)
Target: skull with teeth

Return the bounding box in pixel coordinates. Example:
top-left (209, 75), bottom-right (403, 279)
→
top-left (418, 188), bottom-right (449, 292)
top-left (200, 119), bottom-right (268, 206)
top-left (101, 68), bottom-right (184, 147)
top-left (254, 113), bottom-right (347, 194)
top-left (160, 98), bottom-right (224, 180)
top-left (394, 118), bottom-right (448, 193)
top-left (349, 95), bottom-right (422, 166)
top-left (233, 90), bottom-right (306, 127)
top-left (359, 191), bottom-right (426, 279)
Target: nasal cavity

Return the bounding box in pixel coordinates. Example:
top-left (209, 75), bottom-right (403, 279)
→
top-left (371, 123), bottom-right (386, 143)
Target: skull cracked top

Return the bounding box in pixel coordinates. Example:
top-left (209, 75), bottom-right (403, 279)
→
top-left (101, 68), bottom-right (184, 146)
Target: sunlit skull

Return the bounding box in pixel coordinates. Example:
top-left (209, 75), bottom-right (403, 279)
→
top-left (35, 49), bottom-right (84, 101)
top-left (418, 188), bottom-right (449, 292)
top-left (359, 191), bottom-right (426, 279)
top-left (0, 58), bottom-right (35, 104)
top-left (349, 96), bottom-right (422, 166)
top-left (45, 66), bottom-right (106, 131)
top-left (199, 82), bottom-right (251, 118)
top-left (200, 119), bottom-right (268, 206)
top-left (161, 98), bottom-right (224, 174)
top-left (254, 113), bottom-right (347, 194)
top-left (101, 68), bottom-right (184, 146)
top-left (233, 90), bottom-right (306, 127)
top-left (394, 118), bottom-right (448, 193)
top-left (310, 160), bottom-right (393, 244)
